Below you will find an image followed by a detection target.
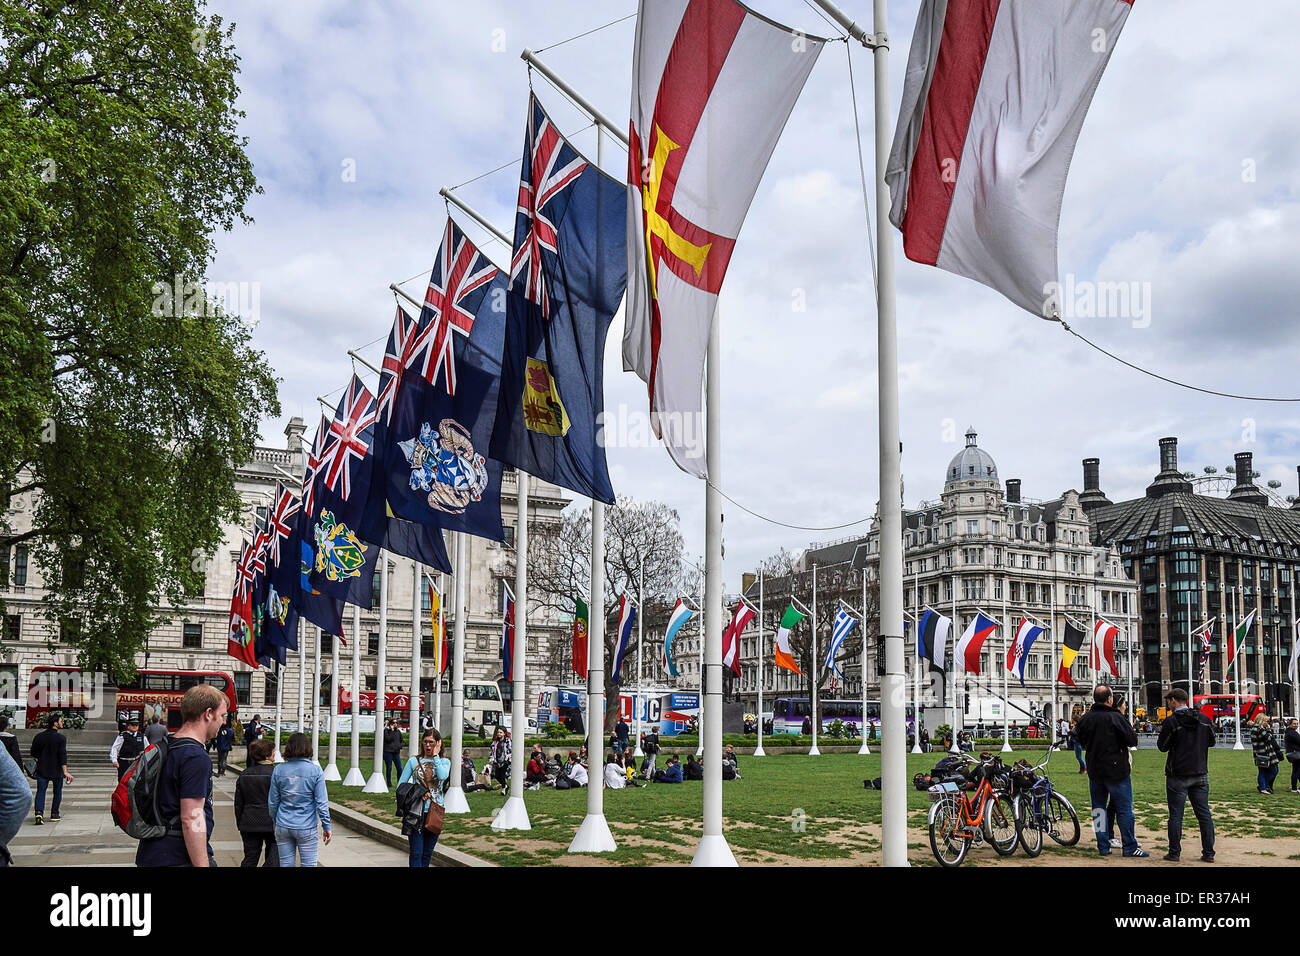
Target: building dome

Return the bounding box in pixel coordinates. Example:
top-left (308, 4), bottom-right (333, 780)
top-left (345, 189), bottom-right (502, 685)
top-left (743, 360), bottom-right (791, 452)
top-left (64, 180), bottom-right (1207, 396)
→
top-left (945, 427), bottom-right (999, 487)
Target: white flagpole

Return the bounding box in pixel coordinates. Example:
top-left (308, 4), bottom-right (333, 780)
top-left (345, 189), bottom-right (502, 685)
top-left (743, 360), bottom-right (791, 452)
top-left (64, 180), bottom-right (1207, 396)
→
top-left (1232, 587), bottom-right (1244, 750)
top-left (296, 617), bottom-right (305, 733)
top-left (570, 498), bottom-right (616, 850)
top-left (409, 561), bottom-right (422, 759)
top-left (691, 306), bottom-right (736, 867)
top-left (810, 563), bottom-right (821, 756)
top-left (1186, 588), bottom-right (1193, 705)
top-left (912, 569), bottom-right (921, 753)
top-left (949, 573), bottom-right (958, 755)
top-left (1050, 575), bottom-right (1057, 736)
top-left (364, 554), bottom-right (389, 792)
top-left (311, 627), bottom-right (321, 766)
top-left (445, 532), bottom-right (471, 814)
top-left (634, 562), bottom-right (645, 756)
top-left (494, 472), bottom-right (532, 830)
top-left (696, 576), bottom-right (705, 759)
top-left (343, 601), bottom-right (365, 786)
top-left (1002, 579), bottom-right (1011, 753)
top-left (859, 568), bottom-right (870, 755)
top-left (436, 568), bottom-right (445, 732)
top-left (756, 569), bottom-right (767, 757)
top-left (1292, 583), bottom-right (1298, 723)
top-left (324, 625), bottom-right (340, 780)
top-left (273, 660), bottom-right (284, 763)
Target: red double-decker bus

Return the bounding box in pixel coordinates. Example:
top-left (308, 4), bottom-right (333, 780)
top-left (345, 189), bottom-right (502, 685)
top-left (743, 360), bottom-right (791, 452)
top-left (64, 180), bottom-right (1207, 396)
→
top-left (1193, 693), bottom-right (1265, 722)
top-left (25, 665), bottom-right (239, 730)
top-left (337, 688), bottom-right (421, 729)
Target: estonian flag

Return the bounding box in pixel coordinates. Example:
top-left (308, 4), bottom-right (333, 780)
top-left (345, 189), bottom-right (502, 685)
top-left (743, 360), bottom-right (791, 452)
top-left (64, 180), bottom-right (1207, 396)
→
top-left (917, 609), bottom-right (951, 671)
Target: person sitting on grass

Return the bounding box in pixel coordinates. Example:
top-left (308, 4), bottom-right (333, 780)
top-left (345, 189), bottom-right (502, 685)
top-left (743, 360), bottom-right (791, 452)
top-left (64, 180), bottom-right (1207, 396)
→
top-left (683, 754), bottom-right (704, 781)
top-left (526, 751), bottom-right (551, 789)
top-left (565, 752), bottom-right (589, 788)
top-left (604, 753), bottom-right (626, 790)
top-left (654, 755), bottom-right (683, 784)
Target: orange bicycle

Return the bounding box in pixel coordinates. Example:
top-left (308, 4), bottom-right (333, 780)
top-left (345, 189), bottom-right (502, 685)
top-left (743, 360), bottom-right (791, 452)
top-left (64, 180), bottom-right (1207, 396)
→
top-left (926, 752), bottom-right (1017, 866)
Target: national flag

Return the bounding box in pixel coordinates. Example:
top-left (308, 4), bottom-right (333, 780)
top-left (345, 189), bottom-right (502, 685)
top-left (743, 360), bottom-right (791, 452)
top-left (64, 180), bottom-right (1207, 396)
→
top-left (886, 0), bottom-right (1134, 317)
top-left (1228, 609), bottom-right (1257, 673)
top-left (624, 0), bottom-right (826, 476)
top-left (262, 482), bottom-right (302, 655)
top-left (1197, 622), bottom-right (1214, 683)
top-left (1005, 617), bottom-right (1043, 687)
top-left (227, 539), bottom-right (258, 668)
top-left (774, 603), bottom-right (804, 675)
top-left (500, 584), bottom-right (515, 682)
top-left (572, 595), bottom-right (589, 678)
top-left (825, 607), bottom-right (857, 679)
top-left (612, 594), bottom-right (637, 683)
top-left (662, 598), bottom-right (693, 678)
top-left (1091, 619), bottom-right (1121, 678)
top-left (288, 418), bottom-right (343, 637)
top-left (384, 220), bottom-right (508, 543)
top-left (428, 580), bottom-right (448, 678)
top-left (1057, 619), bottom-right (1086, 686)
top-left (917, 608), bottom-right (952, 671)
top-left (490, 93), bottom-right (626, 503)
top-left (955, 611), bottom-right (998, 675)
top-left (247, 530), bottom-right (281, 669)
top-left (722, 602), bottom-right (756, 678)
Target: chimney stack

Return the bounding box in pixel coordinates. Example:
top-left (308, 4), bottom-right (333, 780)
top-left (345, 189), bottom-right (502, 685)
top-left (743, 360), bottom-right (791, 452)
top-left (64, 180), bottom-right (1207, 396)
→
top-left (1079, 457), bottom-right (1112, 512)
top-left (1292, 465), bottom-right (1300, 510)
top-left (1228, 451), bottom-right (1269, 506)
top-left (1146, 436), bottom-right (1193, 498)
top-left (1006, 479), bottom-right (1021, 504)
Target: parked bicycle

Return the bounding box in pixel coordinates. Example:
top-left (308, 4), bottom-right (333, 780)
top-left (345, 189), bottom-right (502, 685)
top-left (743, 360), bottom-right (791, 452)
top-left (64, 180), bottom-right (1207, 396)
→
top-left (1009, 739), bottom-right (1081, 857)
top-left (927, 752), bottom-right (1017, 867)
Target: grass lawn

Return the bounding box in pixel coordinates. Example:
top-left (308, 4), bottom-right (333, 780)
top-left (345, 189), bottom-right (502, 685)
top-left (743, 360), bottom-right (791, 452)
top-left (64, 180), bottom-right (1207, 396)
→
top-left (322, 747), bottom-right (1300, 867)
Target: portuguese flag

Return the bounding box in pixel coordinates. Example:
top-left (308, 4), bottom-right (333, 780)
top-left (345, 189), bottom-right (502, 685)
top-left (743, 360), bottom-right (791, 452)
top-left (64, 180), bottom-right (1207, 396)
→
top-left (572, 596), bottom-right (589, 678)
top-left (774, 603), bottom-right (805, 675)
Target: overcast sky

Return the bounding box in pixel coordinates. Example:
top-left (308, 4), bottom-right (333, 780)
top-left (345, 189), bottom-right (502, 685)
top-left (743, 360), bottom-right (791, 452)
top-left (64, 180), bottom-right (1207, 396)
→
top-left (207, 0), bottom-right (1300, 581)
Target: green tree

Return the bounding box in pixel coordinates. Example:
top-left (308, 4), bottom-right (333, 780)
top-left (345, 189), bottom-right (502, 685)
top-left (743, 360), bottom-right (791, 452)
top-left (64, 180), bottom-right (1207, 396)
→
top-left (0, 1), bottom-right (278, 675)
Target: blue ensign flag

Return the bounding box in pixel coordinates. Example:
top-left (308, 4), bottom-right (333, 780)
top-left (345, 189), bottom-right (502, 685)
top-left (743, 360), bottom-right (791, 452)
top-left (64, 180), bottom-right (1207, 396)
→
top-left (490, 93), bottom-right (627, 504)
top-left (290, 417), bottom-right (344, 636)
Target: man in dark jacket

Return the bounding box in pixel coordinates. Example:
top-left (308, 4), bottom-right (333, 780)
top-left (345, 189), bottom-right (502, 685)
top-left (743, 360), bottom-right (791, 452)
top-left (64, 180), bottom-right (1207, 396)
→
top-left (383, 720), bottom-right (404, 787)
top-left (214, 717), bottom-right (235, 776)
top-left (1156, 688), bottom-right (1215, 862)
top-left (1075, 685), bottom-right (1147, 857)
top-left (30, 713), bottom-right (73, 825)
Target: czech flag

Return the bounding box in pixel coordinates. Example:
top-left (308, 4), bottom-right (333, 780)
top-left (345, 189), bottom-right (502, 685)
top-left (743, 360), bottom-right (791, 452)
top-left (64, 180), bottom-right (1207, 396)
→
top-left (955, 612), bottom-right (998, 675)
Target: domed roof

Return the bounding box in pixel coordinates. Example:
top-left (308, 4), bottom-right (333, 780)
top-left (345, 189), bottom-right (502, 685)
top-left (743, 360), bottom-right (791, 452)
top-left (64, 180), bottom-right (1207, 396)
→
top-left (945, 427), bottom-right (998, 487)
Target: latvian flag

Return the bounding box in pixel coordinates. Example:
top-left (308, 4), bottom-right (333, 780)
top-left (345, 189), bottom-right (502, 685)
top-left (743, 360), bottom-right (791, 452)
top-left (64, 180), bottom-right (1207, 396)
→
top-left (954, 612), bottom-right (998, 675)
top-left (612, 595), bottom-right (637, 683)
top-left (722, 602), bottom-right (756, 678)
top-left (1057, 619), bottom-right (1086, 686)
top-left (886, 0), bottom-right (1133, 317)
top-left (1005, 617), bottom-right (1043, 687)
top-left (774, 603), bottom-right (805, 675)
top-left (917, 608), bottom-right (951, 672)
top-left (1091, 619), bottom-right (1121, 679)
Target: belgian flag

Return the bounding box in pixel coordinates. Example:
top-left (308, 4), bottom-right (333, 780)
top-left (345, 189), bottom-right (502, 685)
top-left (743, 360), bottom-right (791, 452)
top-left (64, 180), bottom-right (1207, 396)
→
top-left (1057, 620), bottom-right (1086, 686)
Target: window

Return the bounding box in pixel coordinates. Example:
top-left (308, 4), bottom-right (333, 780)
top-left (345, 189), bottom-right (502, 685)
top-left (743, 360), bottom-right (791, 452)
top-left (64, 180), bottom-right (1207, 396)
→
top-left (365, 675), bottom-right (377, 691)
top-left (1022, 554), bottom-right (1031, 569)
top-left (421, 585), bottom-right (432, 613)
top-left (967, 520), bottom-right (979, 535)
top-left (503, 524), bottom-right (516, 549)
top-left (944, 522), bottom-right (953, 538)
top-left (1038, 556), bottom-right (1047, 571)
top-left (368, 632), bottom-right (379, 655)
top-left (234, 673), bottom-right (251, 705)
top-left (1010, 582), bottom-right (1021, 602)
top-left (993, 578), bottom-right (1003, 600)
top-left (321, 632), bottom-right (334, 656)
top-left (944, 579), bottom-right (953, 602)
top-left (264, 673), bottom-right (278, 702)
top-left (372, 571), bottom-right (382, 605)
top-left (13, 545), bottom-right (27, 587)
top-left (0, 664), bottom-right (17, 701)
top-left (0, 547), bottom-right (7, 587)
top-left (182, 623), bottom-right (203, 649)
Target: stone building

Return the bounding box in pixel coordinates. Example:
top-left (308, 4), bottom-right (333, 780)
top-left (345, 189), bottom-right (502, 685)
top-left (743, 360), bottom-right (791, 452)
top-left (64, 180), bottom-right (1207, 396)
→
top-left (0, 417), bottom-right (571, 722)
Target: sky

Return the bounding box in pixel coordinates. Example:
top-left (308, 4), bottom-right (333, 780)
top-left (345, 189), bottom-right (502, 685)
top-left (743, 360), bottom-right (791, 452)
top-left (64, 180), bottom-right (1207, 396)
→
top-left (206, 0), bottom-right (1300, 582)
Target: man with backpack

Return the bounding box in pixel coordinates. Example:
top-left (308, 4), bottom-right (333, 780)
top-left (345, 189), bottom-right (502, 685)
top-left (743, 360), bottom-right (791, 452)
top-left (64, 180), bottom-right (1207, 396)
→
top-left (642, 725), bottom-right (660, 780)
top-left (132, 684), bottom-right (228, 867)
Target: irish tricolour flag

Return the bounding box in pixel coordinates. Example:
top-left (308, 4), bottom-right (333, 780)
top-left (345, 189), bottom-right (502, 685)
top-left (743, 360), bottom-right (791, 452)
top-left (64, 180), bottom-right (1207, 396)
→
top-left (774, 603), bottom-right (805, 675)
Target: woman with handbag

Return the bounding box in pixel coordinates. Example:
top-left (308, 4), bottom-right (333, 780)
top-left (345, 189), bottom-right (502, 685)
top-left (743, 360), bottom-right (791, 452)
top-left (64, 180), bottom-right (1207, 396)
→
top-left (397, 729), bottom-right (450, 868)
top-left (1249, 713), bottom-right (1284, 794)
top-left (1285, 718), bottom-right (1300, 793)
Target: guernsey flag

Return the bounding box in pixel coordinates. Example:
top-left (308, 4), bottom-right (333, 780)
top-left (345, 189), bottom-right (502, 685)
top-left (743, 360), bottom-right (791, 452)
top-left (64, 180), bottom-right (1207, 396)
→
top-left (774, 603), bottom-right (805, 674)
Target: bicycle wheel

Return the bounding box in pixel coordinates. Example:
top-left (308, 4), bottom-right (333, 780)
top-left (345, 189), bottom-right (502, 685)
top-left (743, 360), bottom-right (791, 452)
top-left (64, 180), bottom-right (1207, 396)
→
top-left (1014, 794), bottom-right (1043, 857)
top-left (928, 799), bottom-right (970, 867)
top-left (985, 793), bottom-right (1018, 856)
top-left (1048, 791), bottom-right (1081, 846)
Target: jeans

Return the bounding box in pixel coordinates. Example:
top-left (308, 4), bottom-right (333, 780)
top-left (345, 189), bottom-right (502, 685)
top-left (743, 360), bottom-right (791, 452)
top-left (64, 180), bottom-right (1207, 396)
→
top-left (1257, 763), bottom-right (1279, 792)
top-left (1291, 757), bottom-right (1300, 790)
top-left (275, 825), bottom-right (320, 867)
top-left (34, 776), bottom-right (62, 816)
top-left (1073, 744), bottom-right (1086, 770)
top-left (384, 752), bottom-right (403, 787)
top-left (240, 831), bottom-right (280, 867)
top-left (408, 828), bottom-right (438, 868)
top-left (216, 751), bottom-right (229, 775)
top-left (1166, 773), bottom-right (1214, 858)
top-left (644, 753), bottom-right (656, 779)
top-left (1088, 776), bottom-right (1138, 855)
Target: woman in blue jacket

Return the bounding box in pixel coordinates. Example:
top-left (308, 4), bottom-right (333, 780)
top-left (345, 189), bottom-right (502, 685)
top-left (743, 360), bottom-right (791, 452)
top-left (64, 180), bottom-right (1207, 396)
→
top-left (398, 728), bottom-right (450, 868)
top-left (268, 732), bottom-right (332, 866)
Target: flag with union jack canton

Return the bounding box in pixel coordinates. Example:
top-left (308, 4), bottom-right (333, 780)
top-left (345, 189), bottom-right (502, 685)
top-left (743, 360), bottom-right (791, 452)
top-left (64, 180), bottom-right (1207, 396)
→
top-left (262, 481), bottom-right (302, 654)
top-left (291, 416), bottom-right (344, 635)
top-left (381, 219), bottom-right (508, 543)
top-left (489, 93), bottom-right (627, 504)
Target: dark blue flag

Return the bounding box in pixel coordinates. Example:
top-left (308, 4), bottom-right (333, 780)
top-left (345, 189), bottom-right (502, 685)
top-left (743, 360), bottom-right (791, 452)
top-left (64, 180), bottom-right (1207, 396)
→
top-left (381, 225), bottom-right (508, 542)
top-left (290, 416), bottom-right (345, 635)
top-left (489, 93), bottom-right (627, 504)
top-left (247, 530), bottom-right (283, 668)
top-left (262, 482), bottom-right (301, 653)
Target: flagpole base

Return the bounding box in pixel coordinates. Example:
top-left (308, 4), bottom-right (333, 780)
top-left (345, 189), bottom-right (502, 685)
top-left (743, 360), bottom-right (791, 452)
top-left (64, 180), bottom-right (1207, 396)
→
top-left (633, 745), bottom-right (644, 757)
top-left (752, 743), bottom-right (766, 757)
top-left (274, 751), bottom-right (285, 763)
top-left (910, 742), bottom-right (922, 754)
top-left (568, 813), bottom-right (617, 853)
top-left (491, 795), bottom-right (531, 831)
top-left (858, 741), bottom-right (871, 755)
top-left (362, 772), bottom-right (388, 794)
top-left (1233, 740), bottom-right (1245, 750)
top-left (323, 763), bottom-right (341, 782)
top-left (1001, 742), bottom-right (1013, 753)
top-left (443, 785), bottom-right (470, 814)
top-left (695, 744), bottom-right (704, 757)
top-left (691, 833), bottom-right (739, 867)
top-left (808, 744), bottom-right (821, 756)
top-left (342, 767), bottom-right (365, 787)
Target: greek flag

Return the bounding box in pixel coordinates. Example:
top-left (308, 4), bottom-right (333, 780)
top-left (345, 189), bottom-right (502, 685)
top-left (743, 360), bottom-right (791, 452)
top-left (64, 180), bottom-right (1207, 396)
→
top-left (824, 607), bottom-right (857, 679)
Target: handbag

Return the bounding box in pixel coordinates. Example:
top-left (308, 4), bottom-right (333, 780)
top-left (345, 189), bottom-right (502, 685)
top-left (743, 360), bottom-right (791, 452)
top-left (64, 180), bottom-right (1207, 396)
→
top-left (22, 758), bottom-right (36, 779)
top-left (418, 759), bottom-right (445, 836)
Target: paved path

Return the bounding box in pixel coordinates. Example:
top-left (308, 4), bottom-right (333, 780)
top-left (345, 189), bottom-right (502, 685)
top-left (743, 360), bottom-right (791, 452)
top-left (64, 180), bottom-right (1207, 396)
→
top-left (9, 766), bottom-right (407, 867)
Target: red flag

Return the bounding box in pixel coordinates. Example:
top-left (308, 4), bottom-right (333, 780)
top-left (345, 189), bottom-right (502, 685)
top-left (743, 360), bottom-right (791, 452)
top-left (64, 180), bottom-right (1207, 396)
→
top-left (722, 603), bottom-right (756, 677)
top-left (572, 597), bottom-right (589, 678)
top-left (226, 541), bottom-right (258, 668)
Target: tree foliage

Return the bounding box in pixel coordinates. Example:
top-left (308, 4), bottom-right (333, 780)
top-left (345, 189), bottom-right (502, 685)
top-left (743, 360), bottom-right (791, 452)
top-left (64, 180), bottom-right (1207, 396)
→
top-left (0, 1), bottom-right (278, 674)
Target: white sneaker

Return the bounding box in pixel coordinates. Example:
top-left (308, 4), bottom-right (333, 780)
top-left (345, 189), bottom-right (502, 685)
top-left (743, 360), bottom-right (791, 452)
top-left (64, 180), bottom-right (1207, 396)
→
top-left (1110, 838), bottom-right (1122, 848)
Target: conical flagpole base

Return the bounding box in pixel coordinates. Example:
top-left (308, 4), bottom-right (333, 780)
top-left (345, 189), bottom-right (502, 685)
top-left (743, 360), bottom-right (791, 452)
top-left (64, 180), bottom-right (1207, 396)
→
top-left (491, 794), bottom-right (531, 831)
top-left (568, 813), bottom-right (617, 853)
top-left (910, 740), bottom-right (922, 753)
top-left (342, 767), bottom-right (365, 786)
top-left (323, 763), bottom-right (341, 782)
top-left (362, 772), bottom-right (388, 794)
top-left (808, 744), bottom-right (821, 756)
top-left (1001, 741), bottom-right (1013, 753)
top-left (858, 740), bottom-right (871, 755)
top-left (443, 785), bottom-right (470, 814)
top-left (691, 833), bottom-right (738, 867)
top-left (752, 743), bottom-right (766, 757)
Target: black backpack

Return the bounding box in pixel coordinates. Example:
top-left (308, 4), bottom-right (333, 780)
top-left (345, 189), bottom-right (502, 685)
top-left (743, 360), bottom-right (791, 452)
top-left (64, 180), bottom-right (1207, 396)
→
top-left (111, 736), bottom-right (200, 840)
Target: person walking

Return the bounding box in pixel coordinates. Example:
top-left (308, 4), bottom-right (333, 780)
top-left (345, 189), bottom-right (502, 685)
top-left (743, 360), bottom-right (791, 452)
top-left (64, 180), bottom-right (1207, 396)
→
top-left (382, 719), bottom-right (404, 787)
top-left (1249, 712), bottom-right (1284, 794)
top-left (144, 714), bottom-right (168, 747)
top-left (615, 715), bottom-right (630, 755)
top-left (1069, 719), bottom-right (1086, 774)
top-left (1075, 684), bottom-right (1147, 858)
top-left (214, 716), bottom-right (235, 777)
top-left (397, 729), bottom-right (450, 868)
top-left (489, 727), bottom-right (511, 791)
top-left (1284, 718), bottom-right (1300, 793)
top-left (268, 732), bottom-right (331, 867)
top-left (0, 715), bottom-right (22, 768)
top-left (110, 717), bottom-right (146, 781)
top-left (234, 738), bottom-right (279, 867)
top-left (29, 713), bottom-right (73, 825)
top-left (136, 685), bottom-right (227, 867)
top-left (642, 725), bottom-right (660, 780)
top-left (1156, 688), bottom-right (1216, 863)
top-left (0, 737), bottom-right (32, 868)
